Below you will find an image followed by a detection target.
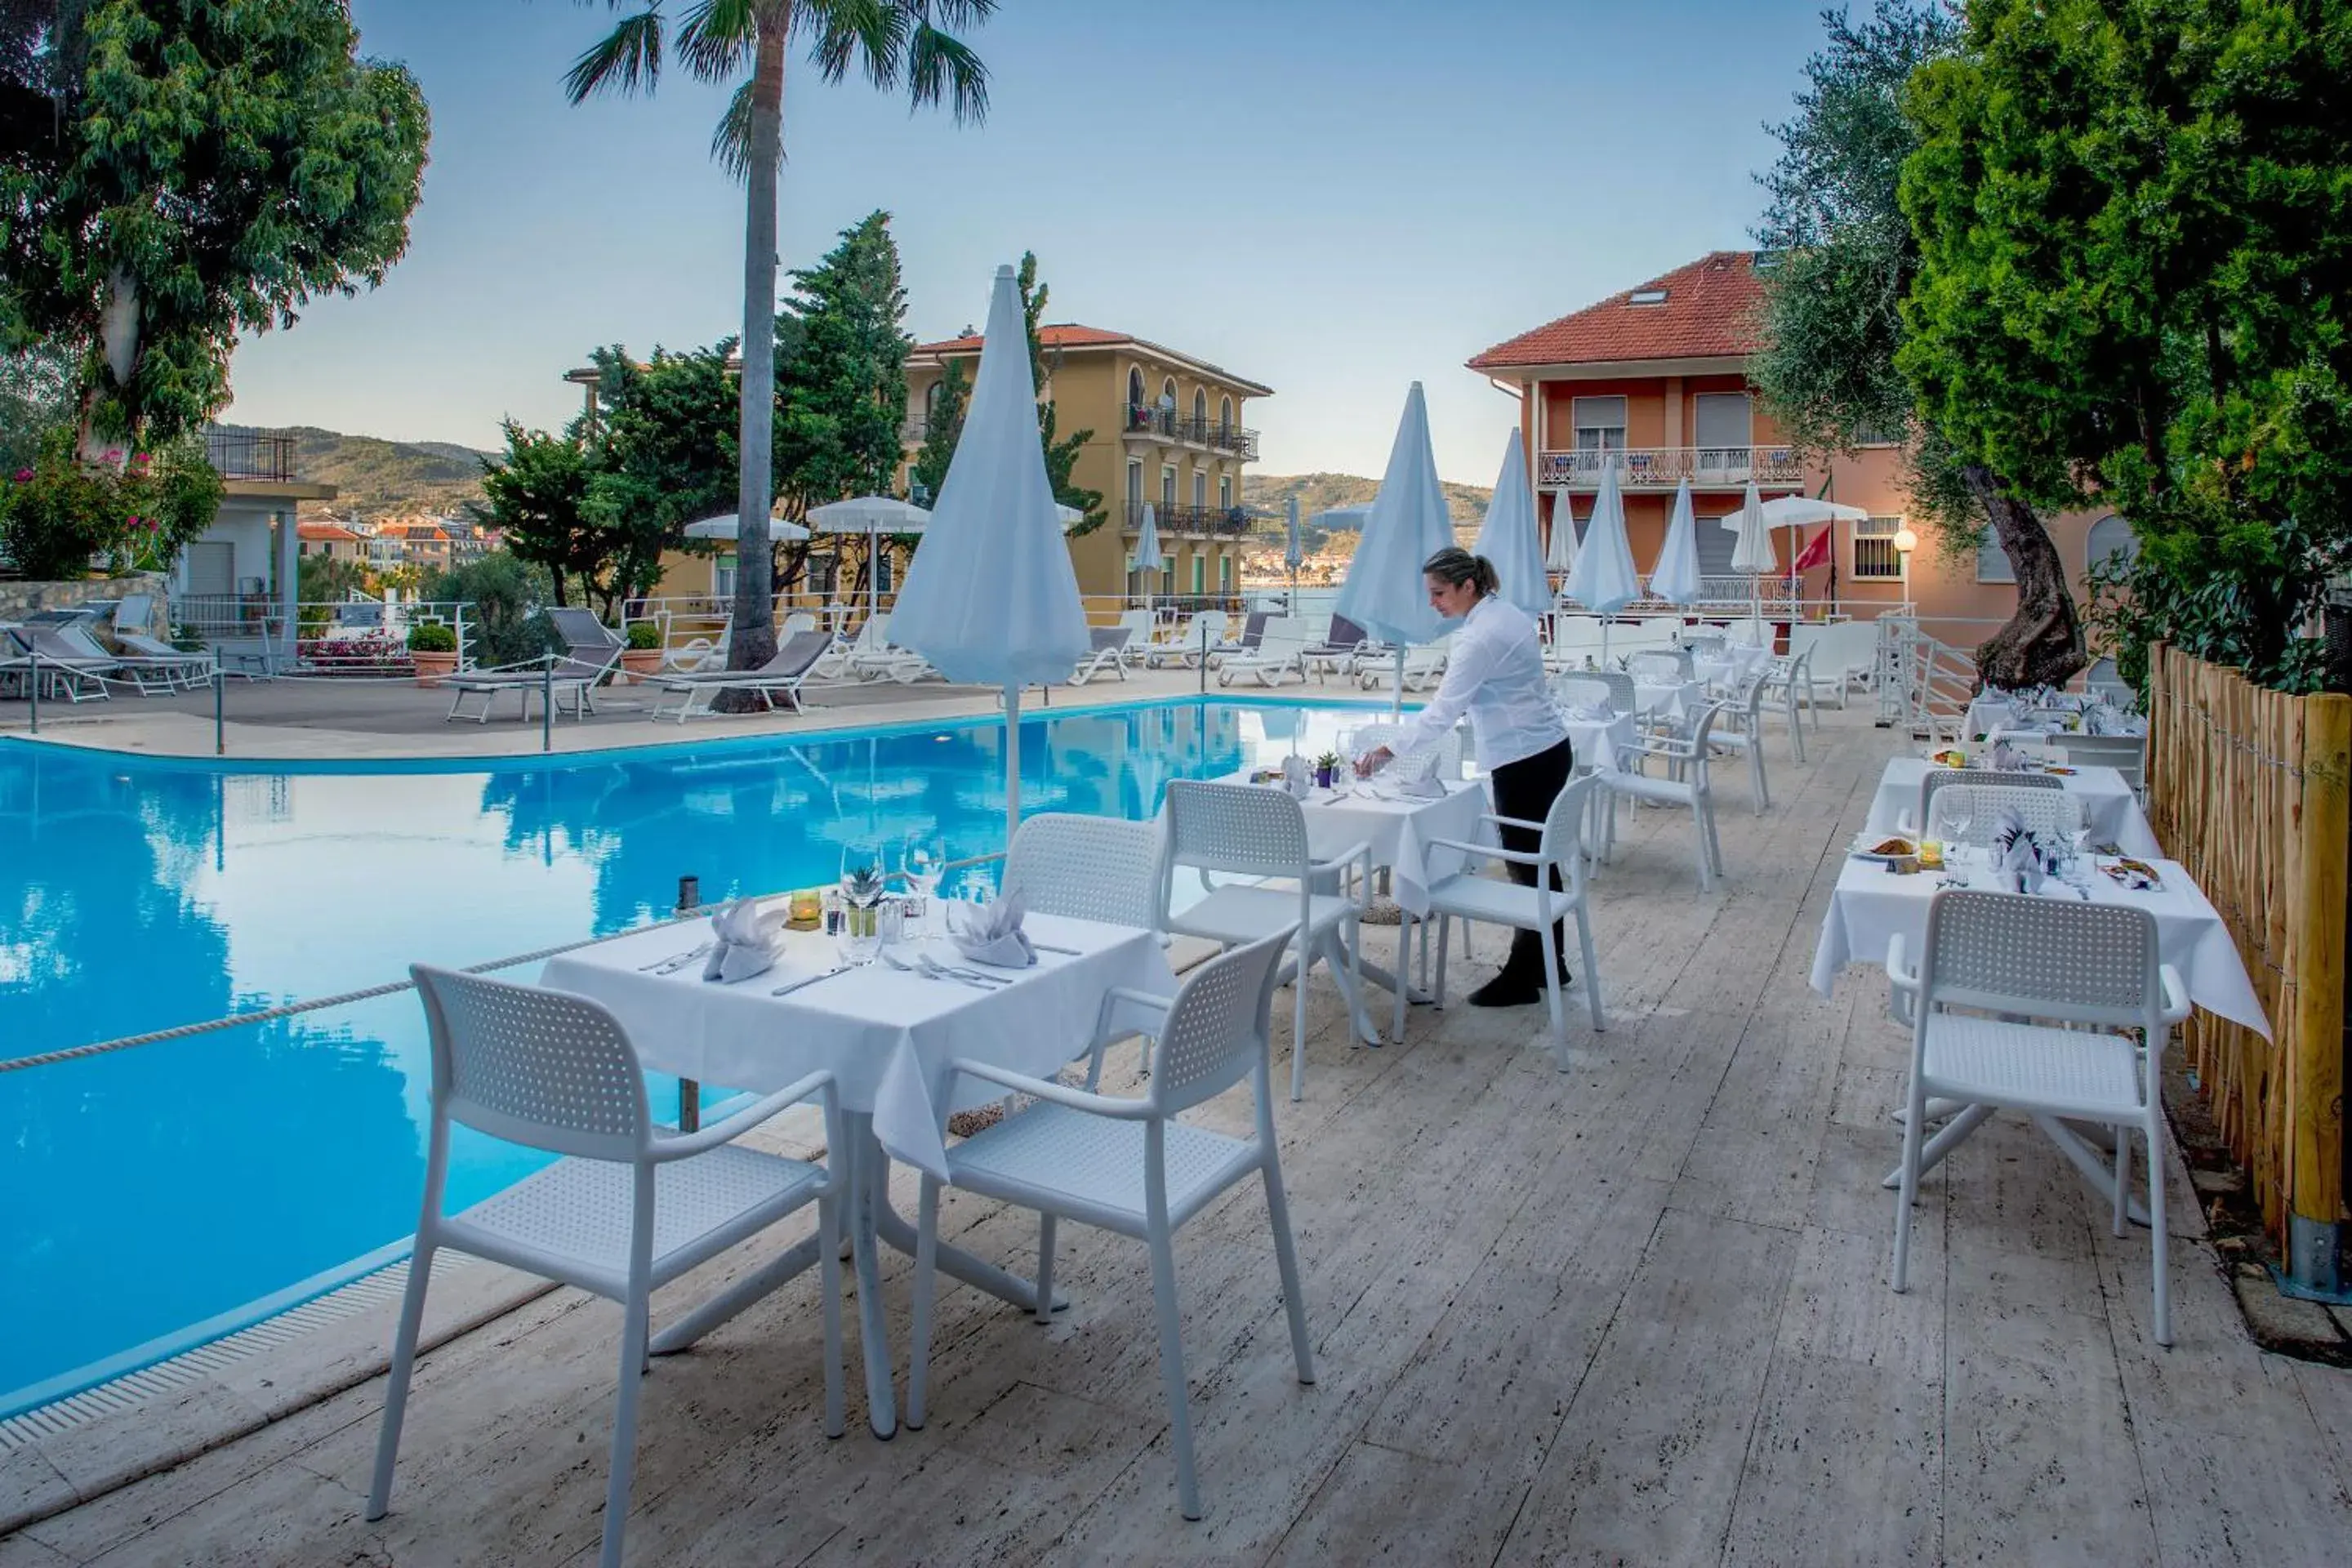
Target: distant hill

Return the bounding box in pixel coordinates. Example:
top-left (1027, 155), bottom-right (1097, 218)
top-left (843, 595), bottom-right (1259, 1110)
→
top-left (1242, 471), bottom-right (1491, 556)
top-left (285, 427), bottom-right (495, 520)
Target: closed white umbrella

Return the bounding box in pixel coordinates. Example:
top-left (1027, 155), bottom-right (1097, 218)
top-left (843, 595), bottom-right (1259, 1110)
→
top-left (682, 513), bottom-right (813, 542)
top-left (1561, 459), bottom-right (1639, 664)
top-left (1722, 478), bottom-right (1773, 630)
top-left (1544, 490), bottom-right (1579, 580)
top-left (1285, 494), bottom-right (1304, 577)
top-left (889, 265), bottom-right (1090, 847)
top-left (1334, 381), bottom-right (1457, 713)
top-left (1129, 501), bottom-right (1160, 616)
top-left (1650, 479), bottom-right (1703, 606)
top-left (1472, 427), bottom-right (1550, 617)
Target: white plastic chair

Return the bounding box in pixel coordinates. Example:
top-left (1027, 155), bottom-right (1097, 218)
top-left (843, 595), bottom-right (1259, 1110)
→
top-left (2063, 734), bottom-right (2147, 798)
top-left (1161, 779), bottom-right (1375, 1100)
top-left (1900, 769), bottom-right (2066, 837)
top-left (1217, 617), bottom-right (1310, 687)
top-left (1704, 673), bottom-right (1775, 813)
top-left (1412, 772), bottom-right (1608, 1055)
top-left (1762, 648), bottom-right (1816, 754)
top-left (1626, 648), bottom-right (1692, 682)
top-left (1888, 892), bottom-right (2190, 1343)
top-left (1552, 668), bottom-right (1635, 716)
top-left (1918, 782), bottom-right (2086, 848)
top-left (904, 929), bottom-right (1315, 1520)
top-left (368, 967), bottom-right (846, 1568)
top-left (1597, 701), bottom-right (1727, 890)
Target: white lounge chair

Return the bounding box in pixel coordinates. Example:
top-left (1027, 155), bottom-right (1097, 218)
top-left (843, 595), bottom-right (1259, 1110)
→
top-left (1361, 638), bottom-right (1449, 692)
top-left (1216, 617), bottom-right (1308, 687)
top-left (442, 608), bottom-right (626, 723)
top-left (645, 629), bottom-right (833, 721)
top-left (1068, 625), bottom-right (1134, 685)
top-left (843, 613), bottom-right (933, 684)
top-left (1146, 611), bottom-right (1227, 669)
top-left (0, 623), bottom-right (118, 702)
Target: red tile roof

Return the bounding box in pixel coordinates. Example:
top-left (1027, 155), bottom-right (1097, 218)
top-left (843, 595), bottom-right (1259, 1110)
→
top-left (914, 323), bottom-right (1132, 356)
top-left (296, 522), bottom-right (361, 541)
top-left (1468, 252), bottom-right (1766, 372)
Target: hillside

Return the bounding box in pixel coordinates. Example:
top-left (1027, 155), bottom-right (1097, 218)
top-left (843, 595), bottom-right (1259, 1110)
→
top-left (1243, 471), bottom-right (1491, 532)
top-left (285, 427), bottom-right (494, 519)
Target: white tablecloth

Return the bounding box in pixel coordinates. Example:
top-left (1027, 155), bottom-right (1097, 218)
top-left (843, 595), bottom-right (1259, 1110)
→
top-left (1211, 773), bottom-right (1493, 916)
top-left (1963, 695), bottom-right (2017, 740)
top-left (1635, 678), bottom-right (1705, 719)
top-left (1864, 756), bottom-right (2159, 857)
top-left (1695, 645), bottom-right (1773, 689)
top-left (1565, 712), bottom-right (1636, 775)
top-left (540, 911), bottom-right (1177, 1178)
top-left (1808, 855), bottom-right (2268, 1036)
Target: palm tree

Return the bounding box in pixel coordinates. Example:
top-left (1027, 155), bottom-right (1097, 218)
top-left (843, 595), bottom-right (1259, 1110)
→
top-left (564, 1), bottom-right (992, 687)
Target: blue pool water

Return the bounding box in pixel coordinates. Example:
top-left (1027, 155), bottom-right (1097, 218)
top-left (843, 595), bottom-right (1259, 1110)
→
top-left (0, 697), bottom-right (1378, 1414)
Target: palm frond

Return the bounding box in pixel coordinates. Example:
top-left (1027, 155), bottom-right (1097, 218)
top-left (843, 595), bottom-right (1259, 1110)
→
top-left (904, 20), bottom-right (989, 125)
top-left (911, 0), bottom-right (997, 33)
top-left (808, 0), bottom-right (903, 91)
top-left (676, 0), bottom-right (756, 82)
top-left (564, 7), bottom-right (666, 103)
top-left (710, 78), bottom-right (764, 180)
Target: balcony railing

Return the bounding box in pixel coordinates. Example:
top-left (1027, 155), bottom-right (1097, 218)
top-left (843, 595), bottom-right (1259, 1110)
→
top-left (1122, 405), bottom-right (1260, 460)
top-left (1125, 498), bottom-right (1257, 537)
top-left (202, 425), bottom-right (300, 483)
top-left (1537, 445), bottom-right (1805, 490)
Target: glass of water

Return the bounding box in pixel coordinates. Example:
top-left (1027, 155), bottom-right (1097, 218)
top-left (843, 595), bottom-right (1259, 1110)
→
top-left (902, 835), bottom-right (946, 937)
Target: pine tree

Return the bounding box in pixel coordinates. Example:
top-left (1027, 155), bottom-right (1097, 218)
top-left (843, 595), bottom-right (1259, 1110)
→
top-left (908, 358), bottom-right (967, 506)
top-left (1014, 252), bottom-right (1103, 535)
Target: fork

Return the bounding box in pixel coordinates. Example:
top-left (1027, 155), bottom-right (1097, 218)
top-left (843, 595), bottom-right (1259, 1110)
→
top-left (643, 942), bottom-right (713, 974)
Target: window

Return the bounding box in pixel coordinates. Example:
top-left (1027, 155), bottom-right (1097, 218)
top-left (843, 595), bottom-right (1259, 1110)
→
top-left (1192, 389), bottom-right (1206, 426)
top-left (1694, 392), bottom-right (1752, 455)
top-left (1126, 458), bottom-right (1143, 504)
top-left (1220, 555), bottom-right (1233, 593)
top-left (924, 380), bottom-right (944, 422)
top-left (875, 550), bottom-right (893, 595)
top-left (715, 552), bottom-right (739, 598)
top-left (1160, 553), bottom-right (1175, 580)
top-left (1192, 555), bottom-right (1205, 595)
top-left (2086, 513), bottom-right (2138, 572)
top-left (1629, 287), bottom-right (1669, 305)
top-left (1192, 470), bottom-right (1206, 510)
top-left (1219, 395), bottom-right (1233, 434)
top-left (1977, 531), bottom-right (2016, 583)
top-left (1852, 516), bottom-right (1904, 581)
top-left (1160, 376), bottom-right (1178, 410)
top-left (1218, 474), bottom-right (1232, 511)
top-left (1127, 368), bottom-right (1144, 410)
top-left (1571, 395), bottom-right (1627, 452)
top-left (1161, 465), bottom-right (1177, 506)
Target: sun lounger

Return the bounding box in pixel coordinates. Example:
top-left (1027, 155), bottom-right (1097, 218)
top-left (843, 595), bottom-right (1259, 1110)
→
top-left (1299, 614), bottom-right (1368, 679)
top-left (441, 608), bottom-right (626, 723)
top-left (645, 630), bottom-right (833, 721)
top-left (1217, 617), bottom-right (1309, 688)
top-left (1360, 638), bottom-right (1450, 693)
top-left (1146, 611), bottom-right (1227, 669)
top-left (1068, 625), bottom-right (1134, 685)
top-left (0, 623), bottom-right (118, 702)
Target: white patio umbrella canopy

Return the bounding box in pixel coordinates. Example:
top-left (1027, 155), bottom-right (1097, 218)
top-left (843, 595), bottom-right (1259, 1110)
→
top-left (1650, 479), bottom-right (1704, 606)
top-left (1334, 382), bottom-right (1459, 714)
top-left (1545, 491), bottom-right (1579, 578)
top-left (1472, 427), bottom-right (1551, 617)
top-left (682, 514), bottom-right (813, 542)
top-left (1722, 479), bottom-right (1773, 628)
top-left (1754, 493), bottom-right (1870, 610)
top-left (1129, 501), bottom-right (1160, 613)
top-left (1561, 460), bottom-right (1640, 666)
top-left (808, 495), bottom-right (930, 621)
top-left (888, 265), bottom-right (1090, 847)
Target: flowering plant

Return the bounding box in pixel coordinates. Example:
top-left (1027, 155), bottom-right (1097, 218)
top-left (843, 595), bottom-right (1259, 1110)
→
top-left (0, 430), bottom-right (223, 579)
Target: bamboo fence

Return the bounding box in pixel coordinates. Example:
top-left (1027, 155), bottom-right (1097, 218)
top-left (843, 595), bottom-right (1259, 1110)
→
top-left (2146, 643), bottom-right (2350, 1248)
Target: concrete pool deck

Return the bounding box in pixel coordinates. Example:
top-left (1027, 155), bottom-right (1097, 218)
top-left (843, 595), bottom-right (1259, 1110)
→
top-left (0, 666), bottom-right (1370, 763)
top-left (7, 705), bottom-right (2352, 1565)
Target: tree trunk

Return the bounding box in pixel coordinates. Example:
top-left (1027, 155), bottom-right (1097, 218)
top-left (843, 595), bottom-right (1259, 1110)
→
top-left (714, 7), bottom-right (787, 710)
top-left (1961, 463), bottom-right (2086, 690)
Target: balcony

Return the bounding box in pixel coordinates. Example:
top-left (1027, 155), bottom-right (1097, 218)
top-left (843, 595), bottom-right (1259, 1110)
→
top-left (202, 425), bottom-right (300, 483)
top-left (1537, 445), bottom-right (1805, 491)
top-left (1122, 404), bottom-right (1260, 461)
top-left (1125, 498), bottom-right (1257, 537)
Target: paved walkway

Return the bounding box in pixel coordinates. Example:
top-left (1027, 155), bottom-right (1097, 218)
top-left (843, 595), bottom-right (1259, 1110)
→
top-left (7, 706), bottom-right (2351, 1566)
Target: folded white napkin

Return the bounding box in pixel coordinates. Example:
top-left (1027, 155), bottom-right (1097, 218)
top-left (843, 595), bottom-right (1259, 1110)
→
top-left (947, 891), bottom-right (1035, 969)
top-left (1991, 740), bottom-right (2029, 772)
top-left (1999, 833), bottom-right (2046, 894)
top-left (1565, 702), bottom-right (1615, 723)
top-left (702, 897), bottom-right (778, 983)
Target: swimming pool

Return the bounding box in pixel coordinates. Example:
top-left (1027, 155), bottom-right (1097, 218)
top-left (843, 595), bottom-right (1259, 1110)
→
top-left (0, 697), bottom-right (1380, 1414)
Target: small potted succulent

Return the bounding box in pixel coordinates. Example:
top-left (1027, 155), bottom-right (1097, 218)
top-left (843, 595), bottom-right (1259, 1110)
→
top-left (620, 620), bottom-right (664, 682)
top-left (1314, 750), bottom-right (1342, 789)
top-left (839, 863), bottom-right (888, 960)
top-left (406, 621), bottom-right (459, 685)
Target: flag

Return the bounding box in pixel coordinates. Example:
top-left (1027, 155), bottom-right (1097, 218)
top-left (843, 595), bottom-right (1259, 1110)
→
top-left (1790, 523), bottom-right (1833, 573)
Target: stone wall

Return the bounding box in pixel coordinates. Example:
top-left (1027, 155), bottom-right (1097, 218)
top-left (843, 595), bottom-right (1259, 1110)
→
top-left (0, 573), bottom-right (170, 635)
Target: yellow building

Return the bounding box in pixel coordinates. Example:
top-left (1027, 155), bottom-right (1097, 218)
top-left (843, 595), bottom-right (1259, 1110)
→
top-left (905, 324), bottom-right (1272, 615)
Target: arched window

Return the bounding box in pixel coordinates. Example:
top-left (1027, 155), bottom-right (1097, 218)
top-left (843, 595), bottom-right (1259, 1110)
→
top-left (2086, 513), bottom-right (2138, 572)
top-left (1191, 389), bottom-right (1207, 427)
top-left (1126, 368), bottom-right (1144, 412)
top-left (924, 380), bottom-right (943, 422)
top-left (1219, 395), bottom-right (1234, 434)
top-left (1160, 376), bottom-right (1177, 410)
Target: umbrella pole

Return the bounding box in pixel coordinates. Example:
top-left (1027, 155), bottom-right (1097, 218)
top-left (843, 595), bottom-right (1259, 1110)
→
top-left (1392, 645), bottom-right (1405, 719)
top-left (1004, 684), bottom-right (1022, 853)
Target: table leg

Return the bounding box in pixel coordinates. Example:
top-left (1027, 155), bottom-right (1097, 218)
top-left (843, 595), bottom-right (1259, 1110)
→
top-left (842, 1114), bottom-right (898, 1439)
top-left (1878, 1102), bottom-right (1995, 1190)
top-left (870, 1167), bottom-right (1068, 1315)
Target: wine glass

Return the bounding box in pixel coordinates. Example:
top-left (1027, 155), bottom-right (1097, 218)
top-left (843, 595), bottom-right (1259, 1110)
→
top-left (1931, 797), bottom-right (1975, 877)
top-left (901, 835), bottom-right (946, 938)
top-left (838, 840), bottom-right (888, 965)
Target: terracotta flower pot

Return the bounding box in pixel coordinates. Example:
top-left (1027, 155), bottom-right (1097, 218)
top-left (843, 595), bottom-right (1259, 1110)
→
top-left (411, 650), bottom-right (459, 686)
top-left (620, 648), bottom-right (664, 684)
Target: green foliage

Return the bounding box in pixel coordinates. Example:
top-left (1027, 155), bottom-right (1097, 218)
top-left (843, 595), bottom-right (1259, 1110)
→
top-left (775, 210), bottom-right (912, 510)
top-left (296, 552), bottom-right (368, 632)
top-left (418, 550), bottom-right (559, 667)
top-left (1897, 0), bottom-right (2352, 691)
top-left (287, 427), bottom-right (492, 517)
top-left (1013, 252), bottom-right (1103, 534)
top-left (404, 620), bottom-right (456, 653)
top-left (581, 341), bottom-right (737, 604)
top-left (907, 357), bottom-right (967, 506)
top-left (625, 619), bottom-right (662, 650)
top-left (0, 0), bottom-right (428, 448)
top-left (0, 340), bottom-right (74, 472)
top-left (0, 425), bottom-right (220, 578)
top-left (476, 421), bottom-right (595, 608)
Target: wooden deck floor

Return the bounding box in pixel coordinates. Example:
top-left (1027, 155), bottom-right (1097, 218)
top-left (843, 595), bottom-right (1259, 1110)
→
top-left (10, 706), bottom-right (2352, 1566)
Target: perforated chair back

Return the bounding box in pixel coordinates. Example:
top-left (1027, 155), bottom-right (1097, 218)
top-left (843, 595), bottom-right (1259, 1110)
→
top-left (1352, 721), bottom-right (1462, 778)
top-left (1921, 890), bottom-right (2159, 1031)
top-left (1628, 649), bottom-right (1690, 681)
top-left (1163, 779), bottom-right (1309, 880)
top-left (1539, 773), bottom-right (1602, 891)
top-left (1151, 928), bottom-right (1293, 1114)
top-left (412, 965), bottom-right (649, 1162)
top-left (1683, 633), bottom-right (1727, 659)
top-left (1926, 782), bottom-right (2085, 845)
top-left (1918, 766), bottom-right (2059, 829)
top-left (782, 611), bottom-right (818, 635)
top-left (1004, 813), bottom-right (1165, 933)
top-left (1553, 668), bottom-right (1635, 714)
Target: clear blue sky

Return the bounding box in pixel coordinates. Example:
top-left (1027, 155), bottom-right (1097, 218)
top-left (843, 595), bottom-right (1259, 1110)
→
top-left (221, 0), bottom-right (1834, 485)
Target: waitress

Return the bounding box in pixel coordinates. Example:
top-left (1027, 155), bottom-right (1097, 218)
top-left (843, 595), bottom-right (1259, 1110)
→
top-left (1355, 546), bottom-right (1575, 1009)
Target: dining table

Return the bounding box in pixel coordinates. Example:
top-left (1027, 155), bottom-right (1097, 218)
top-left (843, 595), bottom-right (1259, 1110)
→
top-left (540, 906), bottom-right (1178, 1437)
top-left (1864, 755), bottom-right (2160, 857)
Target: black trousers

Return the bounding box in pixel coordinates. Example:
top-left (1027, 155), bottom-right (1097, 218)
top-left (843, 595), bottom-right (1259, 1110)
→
top-left (1486, 736), bottom-right (1577, 977)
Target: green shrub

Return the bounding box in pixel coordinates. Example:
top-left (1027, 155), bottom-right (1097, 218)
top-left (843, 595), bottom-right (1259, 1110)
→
top-left (0, 430), bottom-right (222, 580)
top-left (406, 621), bottom-right (457, 653)
top-left (625, 620), bottom-right (662, 650)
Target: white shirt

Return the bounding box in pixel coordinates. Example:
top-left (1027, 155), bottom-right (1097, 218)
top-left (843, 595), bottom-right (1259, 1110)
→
top-left (1401, 595), bottom-right (1566, 771)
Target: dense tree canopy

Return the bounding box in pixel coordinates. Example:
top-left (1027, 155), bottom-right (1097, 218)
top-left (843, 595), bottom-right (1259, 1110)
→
top-left (775, 210), bottom-right (912, 512)
top-left (0, 0), bottom-right (427, 450)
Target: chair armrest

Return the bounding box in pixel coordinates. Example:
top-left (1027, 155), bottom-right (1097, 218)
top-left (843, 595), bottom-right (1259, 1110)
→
top-left (1884, 933), bottom-right (1920, 995)
top-left (1478, 813), bottom-right (1544, 835)
top-left (947, 1058), bottom-right (1156, 1121)
top-left (1425, 834), bottom-right (1544, 866)
top-left (1307, 839), bottom-right (1374, 904)
top-left (2158, 964), bottom-right (2192, 1025)
top-left (650, 1069), bottom-right (839, 1163)
top-left (1085, 986), bottom-right (1171, 1089)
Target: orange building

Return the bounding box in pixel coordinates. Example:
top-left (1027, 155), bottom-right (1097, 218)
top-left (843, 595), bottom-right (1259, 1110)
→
top-left (1468, 252), bottom-right (2136, 674)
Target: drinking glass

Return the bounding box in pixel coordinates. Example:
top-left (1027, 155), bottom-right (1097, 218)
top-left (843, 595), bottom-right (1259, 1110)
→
top-left (1930, 799), bottom-right (1975, 874)
top-left (838, 840), bottom-right (888, 964)
top-left (901, 835), bottom-right (946, 937)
